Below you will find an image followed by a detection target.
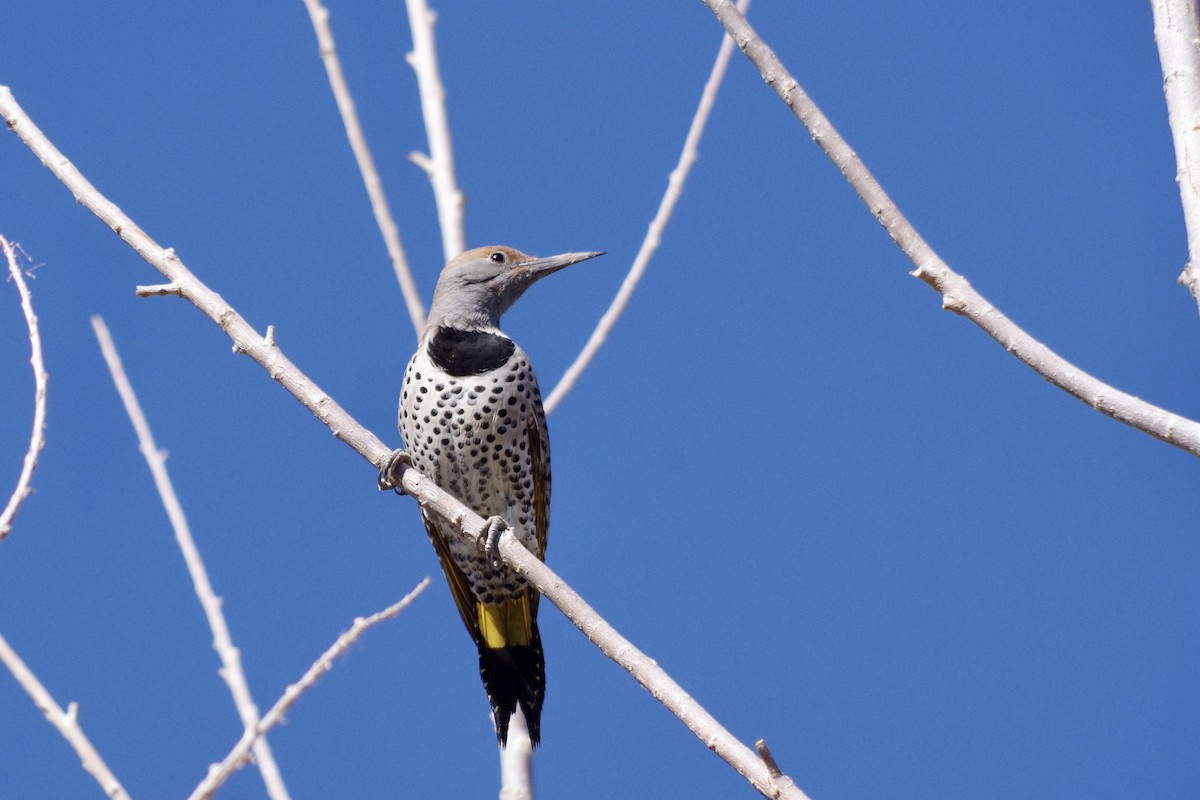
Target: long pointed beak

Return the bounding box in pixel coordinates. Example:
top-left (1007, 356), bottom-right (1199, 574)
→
top-left (517, 250), bottom-right (605, 278)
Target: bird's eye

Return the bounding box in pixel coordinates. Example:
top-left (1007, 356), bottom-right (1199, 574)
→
top-left (489, 251), bottom-right (506, 264)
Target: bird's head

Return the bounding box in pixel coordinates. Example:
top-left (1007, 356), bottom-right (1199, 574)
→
top-left (426, 245), bottom-right (604, 330)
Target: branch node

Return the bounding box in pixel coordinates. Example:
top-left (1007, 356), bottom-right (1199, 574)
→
top-left (264, 325), bottom-right (276, 348)
top-left (755, 738), bottom-right (783, 779)
top-left (135, 283), bottom-right (182, 298)
top-left (941, 293), bottom-right (967, 315)
top-left (408, 151), bottom-right (434, 176)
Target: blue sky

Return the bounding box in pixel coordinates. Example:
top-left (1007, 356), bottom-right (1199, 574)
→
top-left (2, 1), bottom-right (1197, 798)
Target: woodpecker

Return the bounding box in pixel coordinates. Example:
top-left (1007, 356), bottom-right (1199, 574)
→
top-left (397, 245), bottom-right (603, 746)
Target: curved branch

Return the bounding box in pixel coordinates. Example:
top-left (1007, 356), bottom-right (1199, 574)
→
top-left (543, 0), bottom-right (747, 415)
top-left (1151, 0), bottom-right (1200, 309)
top-left (302, 0), bottom-right (427, 337)
top-left (91, 316), bottom-right (290, 800)
top-left (699, 0), bottom-right (1200, 458)
top-left (1, 85), bottom-right (809, 800)
top-left (404, 0), bottom-right (467, 262)
top-left (0, 236), bottom-right (48, 542)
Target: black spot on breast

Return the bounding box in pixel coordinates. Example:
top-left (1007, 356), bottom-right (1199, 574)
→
top-left (428, 327), bottom-right (516, 376)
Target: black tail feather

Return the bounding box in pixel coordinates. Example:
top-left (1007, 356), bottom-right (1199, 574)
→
top-left (478, 624), bottom-right (545, 747)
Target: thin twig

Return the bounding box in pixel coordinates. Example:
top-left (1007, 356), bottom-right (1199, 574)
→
top-left (543, 0), bottom-right (748, 415)
top-left (0, 236), bottom-right (48, 542)
top-left (301, 0), bottom-right (427, 336)
top-left (188, 579), bottom-right (431, 800)
top-left (0, 631), bottom-right (131, 800)
top-left (699, 0), bottom-right (1200, 458)
top-left (755, 739), bottom-right (798, 799)
top-left (404, 0), bottom-right (467, 262)
top-left (90, 316), bottom-right (290, 800)
top-left (1150, 0), bottom-right (1200, 310)
top-left (1, 85), bottom-right (808, 800)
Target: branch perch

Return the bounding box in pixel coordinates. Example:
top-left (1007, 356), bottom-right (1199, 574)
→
top-left (2, 84), bottom-right (809, 800)
top-left (699, 0), bottom-right (1200, 458)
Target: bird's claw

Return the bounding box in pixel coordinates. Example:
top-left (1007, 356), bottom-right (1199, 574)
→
top-left (378, 449), bottom-right (413, 494)
top-left (481, 516), bottom-right (508, 568)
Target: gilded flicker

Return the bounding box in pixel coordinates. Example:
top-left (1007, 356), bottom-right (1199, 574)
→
top-left (398, 245), bottom-right (603, 746)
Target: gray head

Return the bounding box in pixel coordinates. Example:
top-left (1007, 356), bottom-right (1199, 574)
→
top-left (425, 246), bottom-right (605, 331)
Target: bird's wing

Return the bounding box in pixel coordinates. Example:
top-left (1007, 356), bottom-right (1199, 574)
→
top-left (528, 413), bottom-right (551, 615)
top-left (422, 513), bottom-right (480, 640)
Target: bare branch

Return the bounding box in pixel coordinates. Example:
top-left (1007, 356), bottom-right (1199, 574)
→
top-left (134, 282), bottom-right (182, 297)
top-left (543, 0), bottom-right (748, 415)
top-left (494, 533), bottom-right (809, 800)
top-left (188, 579), bottom-right (431, 800)
top-left (1151, 0), bottom-right (1200, 310)
top-left (1, 86), bottom-right (395, 471)
top-left (498, 708), bottom-right (534, 800)
top-left (0, 631), bottom-right (131, 800)
top-left (1, 85), bottom-right (809, 800)
top-left (0, 236), bottom-right (48, 542)
top-left (90, 316), bottom-right (291, 800)
top-left (301, 0), bottom-right (427, 336)
top-left (699, 0), bottom-right (1200, 458)
top-left (404, 0), bottom-right (467, 262)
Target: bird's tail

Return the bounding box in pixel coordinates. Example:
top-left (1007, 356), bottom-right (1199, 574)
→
top-left (477, 606), bottom-right (545, 747)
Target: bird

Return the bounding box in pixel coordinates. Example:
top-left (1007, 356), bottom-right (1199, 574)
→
top-left (397, 245), bottom-right (604, 746)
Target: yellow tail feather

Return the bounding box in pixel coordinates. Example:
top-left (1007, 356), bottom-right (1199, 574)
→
top-left (478, 595), bottom-right (534, 649)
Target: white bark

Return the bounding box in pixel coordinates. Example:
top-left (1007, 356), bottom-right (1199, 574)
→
top-left (405, 0), bottom-right (467, 263)
top-left (498, 708), bottom-right (534, 800)
top-left (0, 237), bottom-right (48, 542)
top-left (1151, 0), bottom-right (1200, 309)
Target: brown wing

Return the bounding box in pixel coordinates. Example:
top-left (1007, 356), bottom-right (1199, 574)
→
top-left (422, 513), bottom-right (481, 642)
top-left (527, 414), bottom-right (551, 615)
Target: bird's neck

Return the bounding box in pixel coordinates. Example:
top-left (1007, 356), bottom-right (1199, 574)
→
top-left (426, 287), bottom-right (504, 331)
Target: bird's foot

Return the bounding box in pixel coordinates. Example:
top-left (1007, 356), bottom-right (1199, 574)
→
top-left (481, 516), bottom-right (509, 568)
top-left (378, 449), bottom-right (413, 494)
